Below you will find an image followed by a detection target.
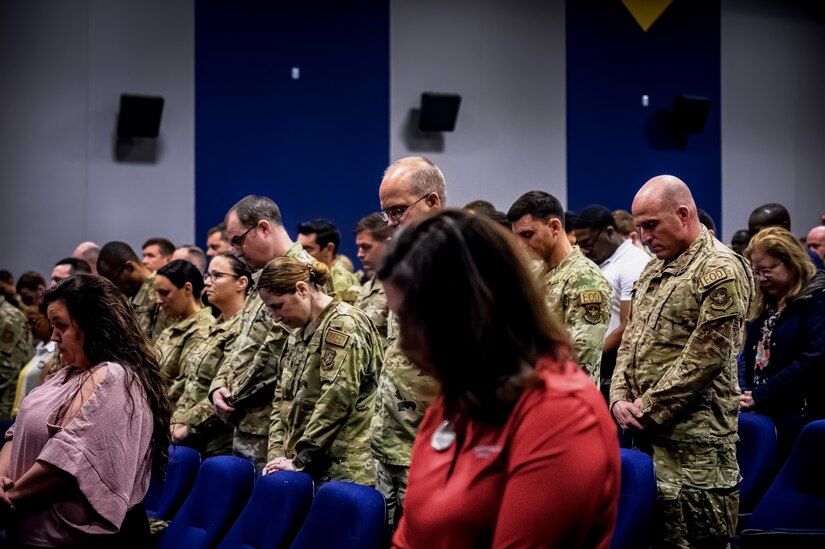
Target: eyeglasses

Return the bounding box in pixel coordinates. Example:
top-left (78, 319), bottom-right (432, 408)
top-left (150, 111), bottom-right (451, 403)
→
top-left (230, 223), bottom-right (257, 249)
top-left (752, 262), bottom-right (782, 279)
top-left (379, 194), bottom-right (430, 223)
top-left (205, 271), bottom-right (241, 282)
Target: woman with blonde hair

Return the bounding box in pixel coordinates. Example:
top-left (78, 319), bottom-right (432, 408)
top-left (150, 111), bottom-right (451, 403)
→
top-left (259, 257), bottom-right (381, 485)
top-left (741, 226), bottom-right (825, 459)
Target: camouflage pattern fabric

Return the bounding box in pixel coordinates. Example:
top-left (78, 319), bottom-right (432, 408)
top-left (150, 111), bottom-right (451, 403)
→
top-left (375, 460), bottom-right (409, 532)
top-left (611, 227), bottom-right (754, 547)
top-left (355, 276), bottom-right (389, 346)
top-left (330, 260), bottom-right (362, 305)
top-left (0, 296), bottom-right (32, 419)
top-left (268, 298), bottom-right (381, 485)
top-left (131, 272), bottom-right (171, 341)
top-left (156, 307), bottom-right (215, 406)
top-left (539, 246), bottom-right (612, 383)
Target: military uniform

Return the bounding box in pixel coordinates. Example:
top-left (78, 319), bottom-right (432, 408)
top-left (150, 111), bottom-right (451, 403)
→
top-left (355, 276), bottom-right (389, 346)
top-left (610, 228), bottom-right (754, 548)
top-left (331, 260), bottom-right (362, 305)
top-left (539, 246), bottom-right (611, 383)
top-left (268, 298), bottom-right (381, 485)
top-left (156, 307), bottom-right (215, 405)
top-left (208, 242), bottom-right (320, 468)
top-left (132, 273), bottom-right (172, 341)
top-left (0, 296), bottom-right (32, 419)
top-left (370, 312), bottom-right (440, 527)
top-left (171, 313), bottom-right (241, 457)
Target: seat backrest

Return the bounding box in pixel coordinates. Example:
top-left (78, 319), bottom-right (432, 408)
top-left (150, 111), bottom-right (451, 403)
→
top-left (143, 445), bottom-right (201, 520)
top-left (217, 471), bottom-right (314, 549)
top-left (157, 456), bottom-right (256, 549)
top-left (737, 413), bottom-right (777, 514)
top-left (748, 419), bottom-right (825, 530)
top-left (610, 448), bottom-right (656, 549)
top-left (290, 481), bottom-right (386, 549)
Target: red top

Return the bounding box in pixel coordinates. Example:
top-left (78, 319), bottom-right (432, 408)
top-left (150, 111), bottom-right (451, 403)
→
top-left (393, 356), bottom-right (620, 549)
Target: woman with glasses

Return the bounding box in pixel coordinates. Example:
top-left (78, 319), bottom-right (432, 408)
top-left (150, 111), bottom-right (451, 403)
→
top-left (154, 260), bottom-right (215, 406)
top-left (740, 226), bottom-right (825, 459)
top-left (168, 253), bottom-right (252, 456)
top-left (259, 257), bottom-right (381, 485)
top-left (382, 210), bottom-right (620, 549)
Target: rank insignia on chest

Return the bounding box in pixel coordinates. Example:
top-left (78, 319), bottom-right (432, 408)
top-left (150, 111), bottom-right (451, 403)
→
top-left (709, 286), bottom-right (733, 310)
top-left (325, 329), bottom-right (350, 348)
top-left (322, 348), bottom-right (337, 371)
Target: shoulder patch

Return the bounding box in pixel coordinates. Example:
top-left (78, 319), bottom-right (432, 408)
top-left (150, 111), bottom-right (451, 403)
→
top-left (578, 291), bottom-right (603, 305)
top-left (322, 348), bottom-right (337, 371)
top-left (325, 328), bottom-right (350, 348)
top-left (708, 286), bottom-right (734, 311)
top-left (700, 267), bottom-right (732, 288)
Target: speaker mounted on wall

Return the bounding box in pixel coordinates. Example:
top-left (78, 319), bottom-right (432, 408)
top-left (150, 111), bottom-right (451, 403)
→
top-left (672, 95), bottom-right (711, 134)
top-left (418, 92), bottom-right (462, 132)
top-left (117, 94), bottom-right (164, 138)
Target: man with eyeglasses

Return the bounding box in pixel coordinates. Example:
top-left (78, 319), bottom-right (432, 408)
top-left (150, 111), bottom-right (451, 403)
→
top-left (610, 175), bottom-right (754, 548)
top-left (507, 191), bottom-right (612, 386)
top-left (208, 195), bottom-right (321, 468)
top-left (571, 205), bottom-right (650, 399)
top-left (98, 241), bottom-right (171, 341)
top-left (372, 156), bottom-right (445, 530)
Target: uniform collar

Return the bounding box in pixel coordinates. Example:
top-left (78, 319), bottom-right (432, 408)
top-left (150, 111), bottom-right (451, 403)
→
top-left (652, 226), bottom-right (711, 277)
top-left (297, 296), bottom-right (341, 343)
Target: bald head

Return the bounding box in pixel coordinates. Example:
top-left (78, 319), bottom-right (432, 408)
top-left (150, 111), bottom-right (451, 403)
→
top-left (807, 226), bottom-right (825, 261)
top-left (379, 156), bottom-right (446, 229)
top-left (748, 203), bottom-right (791, 236)
top-left (72, 241), bottom-right (100, 275)
top-left (632, 175), bottom-right (701, 260)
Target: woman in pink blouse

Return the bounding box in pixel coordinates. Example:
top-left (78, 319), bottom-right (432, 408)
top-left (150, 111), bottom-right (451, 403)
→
top-left (0, 274), bottom-right (172, 547)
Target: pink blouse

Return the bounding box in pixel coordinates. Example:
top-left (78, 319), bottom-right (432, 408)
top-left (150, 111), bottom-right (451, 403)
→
top-left (6, 362), bottom-right (154, 546)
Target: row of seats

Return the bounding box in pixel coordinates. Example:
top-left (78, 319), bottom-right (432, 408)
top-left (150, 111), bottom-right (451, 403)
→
top-left (145, 451), bottom-right (385, 549)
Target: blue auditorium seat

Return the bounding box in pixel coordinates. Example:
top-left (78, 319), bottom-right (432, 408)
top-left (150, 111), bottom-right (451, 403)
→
top-left (610, 448), bottom-right (656, 549)
top-left (143, 445), bottom-right (201, 520)
top-left (157, 455), bottom-right (256, 549)
top-left (736, 413), bottom-right (777, 519)
top-left (740, 419), bottom-right (825, 548)
top-left (290, 481), bottom-right (386, 549)
top-left (217, 471), bottom-right (314, 549)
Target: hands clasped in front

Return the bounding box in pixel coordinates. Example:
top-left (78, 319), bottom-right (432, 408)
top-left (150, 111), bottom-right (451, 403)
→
top-left (612, 398), bottom-right (649, 432)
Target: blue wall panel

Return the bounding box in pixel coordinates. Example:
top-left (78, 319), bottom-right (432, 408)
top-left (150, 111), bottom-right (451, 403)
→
top-left (566, 0), bottom-right (721, 233)
top-left (195, 2), bottom-right (390, 260)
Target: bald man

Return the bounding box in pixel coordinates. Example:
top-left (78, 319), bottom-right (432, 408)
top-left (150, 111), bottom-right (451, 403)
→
top-left (72, 241), bottom-right (100, 275)
top-left (610, 175), bottom-right (754, 548)
top-left (807, 226), bottom-right (825, 263)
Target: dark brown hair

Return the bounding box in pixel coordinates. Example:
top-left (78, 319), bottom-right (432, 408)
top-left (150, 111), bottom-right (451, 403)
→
top-left (378, 209), bottom-right (569, 423)
top-left (258, 256), bottom-right (330, 296)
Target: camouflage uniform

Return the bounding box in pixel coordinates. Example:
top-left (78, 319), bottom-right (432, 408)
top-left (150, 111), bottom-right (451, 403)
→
top-left (0, 296), bottom-right (32, 419)
top-left (331, 260), bottom-right (362, 305)
top-left (156, 307), bottom-right (215, 406)
top-left (355, 276), bottom-right (389, 346)
top-left (208, 242), bottom-right (319, 468)
top-left (370, 312), bottom-right (440, 527)
top-left (268, 298), bottom-right (381, 485)
top-left (610, 228), bottom-right (755, 549)
top-left (171, 313), bottom-right (242, 457)
top-left (539, 246), bottom-right (611, 383)
top-left (132, 273), bottom-right (172, 341)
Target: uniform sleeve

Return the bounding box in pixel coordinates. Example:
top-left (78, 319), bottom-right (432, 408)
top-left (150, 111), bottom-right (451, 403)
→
top-left (173, 333), bottom-right (233, 428)
top-left (208, 305), bottom-right (271, 398)
top-left (564, 277), bottom-right (611, 384)
top-left (640, 265), bottom-right (750, 425)
top-left (267, 375), bottom-right (287, 462)
top-left (610, 299), bottom-right (636, 407)
top-left (491, 389), bottom-right (619, 548)
top-left (0, 311), bottom-right (32, 418)
top-left (292, 318), bottom-right (372, 474)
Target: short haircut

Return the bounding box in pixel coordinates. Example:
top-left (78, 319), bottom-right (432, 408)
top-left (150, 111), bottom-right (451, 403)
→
top-left (506, 191), bottom-right (565, 224)
top-left (77, 244), bottom-right (100, 267)
top-left (0, 270), bottom-right (12, 285)
top-left (99, 241), bottom-right (140, 271)
top-left (570, 205), bottom-right (618, 232)
top-left (228, 195), bottom-right (283, 229)
top-left (386, 156), bottom-right (447, 203)
top-left (613, 210), bottom-right (636, 237)
top-left (177, 246), bottom-right (208, 273)
top-left (142, 237), bottom-right (175, 256)
top-left (564, 211), bottom-right (579, 234)
top-left (464, 200), bottom-right (497, 217)
top-left (55, 257), bottom-right (92, 275)
top-left (157, 259), bottom-right (205, 299)
top-left (750, 203), bottom-right (791, 230)
top-left (297, 219), bottom-right (341, 254)
top-left (697, 209), bottom-right (716, 233)
top-left (207, 222), bottom-right (228, 240)
top-left (16, 271), bottom-right (46, 293)
top-left (354, 213), bottom-right (391, 241)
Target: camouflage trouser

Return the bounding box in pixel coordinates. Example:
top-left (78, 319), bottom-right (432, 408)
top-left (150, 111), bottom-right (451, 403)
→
top-left (374, 460), bottom-right (409, 532)
top-left (645, 440), bottom-right (739, 549)
top-left (232, 430), bottom-right (268, 471)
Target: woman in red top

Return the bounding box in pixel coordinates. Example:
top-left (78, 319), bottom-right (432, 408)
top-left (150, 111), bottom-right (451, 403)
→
top-left (379, 210), bottom-right (620, 549)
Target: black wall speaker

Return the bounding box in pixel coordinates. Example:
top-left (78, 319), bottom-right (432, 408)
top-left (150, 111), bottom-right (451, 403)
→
top-left (117, 94), bottom-right (164, 138)
top-left (418, 92), bottom-right (462, 132)
top-left (672, 95), bottom-right (711, 134)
